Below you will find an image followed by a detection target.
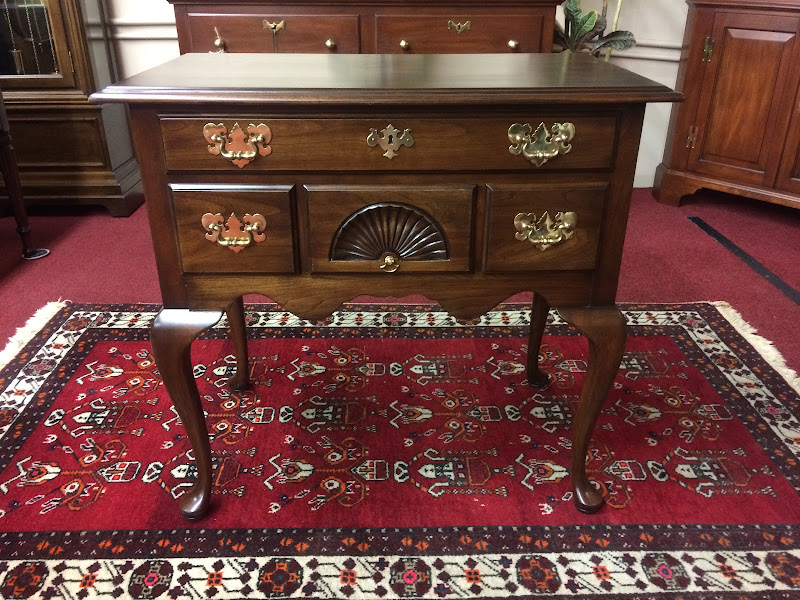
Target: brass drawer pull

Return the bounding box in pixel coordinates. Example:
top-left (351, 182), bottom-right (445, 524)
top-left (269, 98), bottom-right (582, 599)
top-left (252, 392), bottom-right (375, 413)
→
top-left (202, 212), bottom-right (267, 253)
top-left (264, 20), bottom-right (285, 33)
top-left (379, 252), bottom-right (400, 273)
top-left (508, 39), bottom-right (519, 50)
top-left (203, 122), bottom-right (272, 168)
top-left (448, 20), bottom-right (471, 34)
top-left (264, 19), bottom-right (285, 52)
top-left (212, 27), bottom-right (226, 52)
top-left (508, 122), bottom-right (575, 167)
top-left (399, 39), bottom-right (410, 50)
top-left (366, 124), bottom-right (414, 159)
top-left (514, 211), bottom-right (577, 251)
top-left (325, 38), bottom-right (336, 50)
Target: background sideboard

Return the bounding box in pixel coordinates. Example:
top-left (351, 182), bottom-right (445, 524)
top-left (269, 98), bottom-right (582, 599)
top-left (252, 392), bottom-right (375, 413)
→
top-left (654, 0), bottom-right (800, 209)
top-left (167, 0), bottom-right (562, 55)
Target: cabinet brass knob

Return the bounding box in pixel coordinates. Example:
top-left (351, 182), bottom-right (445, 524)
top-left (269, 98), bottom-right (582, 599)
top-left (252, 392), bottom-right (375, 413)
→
top-left (213, 27), bottom-right (227, 52)
top-left (508, 40), bottom-right (519, 50)
top-left (325, 38), bottom-right (336, 49)
top-left (399, 39), bottom-right (410, 50)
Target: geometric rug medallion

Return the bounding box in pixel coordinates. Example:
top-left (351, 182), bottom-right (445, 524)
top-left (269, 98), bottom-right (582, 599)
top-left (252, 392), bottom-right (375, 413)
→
top-left (0, 301), bottom-right (798, 598)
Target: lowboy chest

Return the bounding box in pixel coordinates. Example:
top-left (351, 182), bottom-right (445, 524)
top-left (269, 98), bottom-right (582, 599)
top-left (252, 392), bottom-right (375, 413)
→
top-left (92, 52), bottom-right (679, 520)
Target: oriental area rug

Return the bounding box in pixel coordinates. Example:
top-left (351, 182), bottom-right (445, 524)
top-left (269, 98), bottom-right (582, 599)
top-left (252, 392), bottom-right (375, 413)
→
top-left (0, 301), bottom-right (799, 599)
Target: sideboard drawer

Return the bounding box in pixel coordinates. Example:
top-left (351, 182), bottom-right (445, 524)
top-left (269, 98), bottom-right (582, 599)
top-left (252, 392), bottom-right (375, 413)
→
top-left (184, 12), bottom-right (359, 53)
top-left (375, 13), bottom-right (543, 53)
top-left (171, 184), bottom-right (297, 273)
top-left (483, 182), bottom-right (607, 272)
top-left (162, 117), bottom-right (616, 172)
top-left (304, 184), bottom-right (475, 273)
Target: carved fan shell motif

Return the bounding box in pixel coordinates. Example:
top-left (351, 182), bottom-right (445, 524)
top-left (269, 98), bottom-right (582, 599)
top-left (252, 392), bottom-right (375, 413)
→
top-left (331, 203), bottom-right (449, 261)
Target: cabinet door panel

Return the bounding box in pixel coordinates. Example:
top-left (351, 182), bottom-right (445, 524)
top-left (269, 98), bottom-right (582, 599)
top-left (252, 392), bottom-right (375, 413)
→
top-left (776, 80), bottom-right (800, 194)
top-left (688, 13), bottom-right (800, 186)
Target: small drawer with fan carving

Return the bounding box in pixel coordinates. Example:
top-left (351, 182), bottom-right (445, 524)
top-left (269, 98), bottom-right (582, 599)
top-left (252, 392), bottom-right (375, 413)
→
top-left (304, 184), bottom-right (475, 273)
top-left (483, 182), bottom-right (607, 273)
top-left (170, 184), bottom-right (297, 273)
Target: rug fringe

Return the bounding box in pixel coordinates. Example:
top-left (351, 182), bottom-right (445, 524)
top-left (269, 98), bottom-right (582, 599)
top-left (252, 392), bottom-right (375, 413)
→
top-left (0, 300), bottom-right (69, 371)
top-left (712, 300), bottom-right (800, 394)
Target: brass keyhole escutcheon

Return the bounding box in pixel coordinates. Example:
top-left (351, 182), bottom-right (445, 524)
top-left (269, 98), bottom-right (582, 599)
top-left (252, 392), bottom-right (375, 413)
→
top-left (366, 124), bottom-right (414, 159)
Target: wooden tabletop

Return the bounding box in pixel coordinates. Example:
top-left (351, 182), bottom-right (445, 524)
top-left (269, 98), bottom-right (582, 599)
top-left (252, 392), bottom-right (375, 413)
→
top-left (91, 52), bottom-right (681, 106)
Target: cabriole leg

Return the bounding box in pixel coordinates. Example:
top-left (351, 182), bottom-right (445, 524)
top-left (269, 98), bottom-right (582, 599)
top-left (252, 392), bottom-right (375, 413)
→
top-left (527, 293), bottom-right (551, 387)
top-left (151, 308), bottom-right (223, 520)
top-left (558, 306), bottom-right (627, 514)
top-left (226, 296), bottom-right (250, 390)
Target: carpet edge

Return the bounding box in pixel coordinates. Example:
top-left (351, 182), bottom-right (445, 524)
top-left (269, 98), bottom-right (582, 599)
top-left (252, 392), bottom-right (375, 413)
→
top-left (0, 300), bottom-right (70, 371)
top-left (713, 300), bottom-right (800, 395)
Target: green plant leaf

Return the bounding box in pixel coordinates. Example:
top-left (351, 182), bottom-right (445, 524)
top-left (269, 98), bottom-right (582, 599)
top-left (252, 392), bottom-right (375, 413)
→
top-left (579, 14), bottom-right (607, 46)
top-left (564, 0), bottom-right (583, 27)
top-left (592, 15), bottom-right (608, 36)
top-left (592, 30), bottom-right (637, 53)
top-left (572, 10), bottom-right (599, 47)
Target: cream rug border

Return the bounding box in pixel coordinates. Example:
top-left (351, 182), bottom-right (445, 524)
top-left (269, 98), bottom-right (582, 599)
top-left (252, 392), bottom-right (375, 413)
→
top-left (713, 300), bottom-right (800, 395)
top-left (0, 300), bottom-right (69, 372)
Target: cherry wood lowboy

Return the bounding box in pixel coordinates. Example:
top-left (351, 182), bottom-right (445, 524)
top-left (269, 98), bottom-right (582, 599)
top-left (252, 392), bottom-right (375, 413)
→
top-left (92, 52), bottom-right (680, 520)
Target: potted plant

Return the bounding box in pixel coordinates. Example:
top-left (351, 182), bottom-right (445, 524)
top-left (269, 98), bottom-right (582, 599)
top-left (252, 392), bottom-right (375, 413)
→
top-left (554, 0), bottom-right (636, 58)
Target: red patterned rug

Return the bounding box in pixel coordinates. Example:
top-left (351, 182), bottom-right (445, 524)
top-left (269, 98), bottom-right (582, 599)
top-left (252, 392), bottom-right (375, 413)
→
top-left (0, 301), bottom-right (799, 598)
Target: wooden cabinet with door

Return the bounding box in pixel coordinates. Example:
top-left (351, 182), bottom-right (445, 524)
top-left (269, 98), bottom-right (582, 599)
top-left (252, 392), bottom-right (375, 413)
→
top-left (168, 0), bottom-right (561, 55)
top-left (654, 0), bottom-right (800, 209)
top-left (0, 0), bottom-right (141, 216)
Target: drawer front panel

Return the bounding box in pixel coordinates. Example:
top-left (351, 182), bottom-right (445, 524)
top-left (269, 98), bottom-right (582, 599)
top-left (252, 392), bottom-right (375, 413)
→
top-left (305, 184), bottom-right (475, 273)
top-left (172, 184), bottom-right (297, 273)
top-left (484, 182), bottom-right (607, 272)
top-left (162, 117), bottom-right (616, 172)
top-left (186, 13), bottom-right (359, 53)
top-left (374, 14), bottom-right (543, 53)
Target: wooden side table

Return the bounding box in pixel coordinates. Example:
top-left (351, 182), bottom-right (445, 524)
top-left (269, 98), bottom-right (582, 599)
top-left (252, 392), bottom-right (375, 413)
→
top-left (92, 52), bottom-right (680, 520)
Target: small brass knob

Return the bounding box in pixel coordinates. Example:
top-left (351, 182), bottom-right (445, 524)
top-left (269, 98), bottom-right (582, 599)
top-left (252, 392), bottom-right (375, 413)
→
top-left (213, 27), bottom-right (227, 52)
top-left (325, 38), bottom-right (336, 49)
top-left (399, 40), bottom-right (410, 51)
top-left (380, 253), bottom-right (400, 273)
top-left (508, 39), bottom-right (519, 50)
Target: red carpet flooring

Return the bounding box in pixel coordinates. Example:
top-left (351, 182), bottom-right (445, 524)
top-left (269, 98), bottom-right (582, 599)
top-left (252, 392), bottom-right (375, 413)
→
top-left (2, 188), bottom-right (800, 372)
